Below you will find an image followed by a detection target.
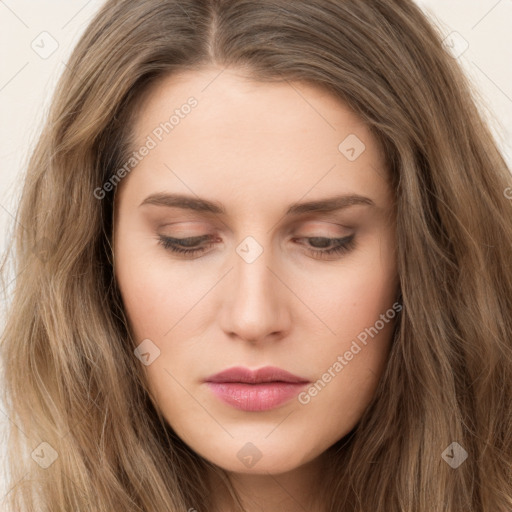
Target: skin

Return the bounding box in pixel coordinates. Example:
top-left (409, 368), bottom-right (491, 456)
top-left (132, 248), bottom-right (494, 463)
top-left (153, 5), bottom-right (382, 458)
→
top-left (113, 66), bottom-right (399, 512)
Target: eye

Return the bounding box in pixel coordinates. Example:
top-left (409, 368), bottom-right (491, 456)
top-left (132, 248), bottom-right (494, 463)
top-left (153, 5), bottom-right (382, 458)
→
top-left (294, 235), bottom-right (356, 260)
top-left (157, 234), bottom-right (216, 257)
top-left (156, 234), bottom-right (356, 259)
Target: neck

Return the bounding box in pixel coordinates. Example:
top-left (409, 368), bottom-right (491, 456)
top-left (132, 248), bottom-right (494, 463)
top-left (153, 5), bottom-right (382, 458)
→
top-left (207, 452), bottom-right (329, 512)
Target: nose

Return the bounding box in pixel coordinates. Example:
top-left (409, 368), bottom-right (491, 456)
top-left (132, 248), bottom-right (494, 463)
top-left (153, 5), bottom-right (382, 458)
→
top-left (217, 242), bottom-right (292, 344)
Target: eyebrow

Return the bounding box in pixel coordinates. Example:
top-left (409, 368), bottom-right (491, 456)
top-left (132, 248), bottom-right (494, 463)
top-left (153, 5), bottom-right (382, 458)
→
top-left (139, 192), bottom-right (375, 215)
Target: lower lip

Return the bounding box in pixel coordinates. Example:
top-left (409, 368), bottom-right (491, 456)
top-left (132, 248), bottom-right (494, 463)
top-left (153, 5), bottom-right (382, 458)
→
top-left (206, 382), bottom-right (309, 412)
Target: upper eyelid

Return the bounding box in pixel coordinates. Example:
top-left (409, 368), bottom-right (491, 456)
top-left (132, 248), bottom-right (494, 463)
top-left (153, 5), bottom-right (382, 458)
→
top-left (156, 220), bottom-right (353, 234)
top-left (160, 234), bottom-right (353, 248)
top-left (152, 213), bottom-right (358, 232)
top-left (158, 234), bottom-right (356, 260)
top-left (159, 232), bottom-right (352, 242)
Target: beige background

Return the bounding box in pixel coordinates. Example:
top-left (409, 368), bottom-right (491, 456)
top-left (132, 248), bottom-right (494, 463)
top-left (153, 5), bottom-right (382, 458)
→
top-left (1, 0), bottom-right (512, 502)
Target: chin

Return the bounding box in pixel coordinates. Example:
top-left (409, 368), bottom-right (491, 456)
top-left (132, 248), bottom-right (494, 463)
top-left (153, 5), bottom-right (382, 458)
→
top-left (192, 436), bottom-right (320, 475)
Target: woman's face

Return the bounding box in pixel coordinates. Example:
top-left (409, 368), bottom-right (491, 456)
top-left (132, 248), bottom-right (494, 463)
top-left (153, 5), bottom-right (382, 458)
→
top-left (113, 67), bottom-right (399, 476)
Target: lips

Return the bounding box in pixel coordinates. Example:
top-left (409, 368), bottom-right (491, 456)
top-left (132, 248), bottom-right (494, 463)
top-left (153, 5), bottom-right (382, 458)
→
top-left (204, 366), bottom-right (310, 412)
top-left (205, 365), bottom-right (310, 385)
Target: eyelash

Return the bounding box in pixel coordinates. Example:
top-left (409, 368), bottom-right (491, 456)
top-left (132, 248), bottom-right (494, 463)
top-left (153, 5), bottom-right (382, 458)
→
top-left (156, 234), bottom-right (356, 260)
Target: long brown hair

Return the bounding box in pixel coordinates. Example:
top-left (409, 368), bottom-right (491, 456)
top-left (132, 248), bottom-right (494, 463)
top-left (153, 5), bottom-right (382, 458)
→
top-left (2, 0), bottom-right (512, 510)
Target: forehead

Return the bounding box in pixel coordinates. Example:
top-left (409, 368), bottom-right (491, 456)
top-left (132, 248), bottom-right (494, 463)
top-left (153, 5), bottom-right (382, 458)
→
top-left (118, 67), bottom-right (391, 214)
top-left (133, 67), bottom-right (374, 147)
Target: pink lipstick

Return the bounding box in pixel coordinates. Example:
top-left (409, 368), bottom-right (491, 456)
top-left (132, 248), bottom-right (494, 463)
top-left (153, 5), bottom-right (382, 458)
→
top-left (204, 366), bottom-right (310, 412)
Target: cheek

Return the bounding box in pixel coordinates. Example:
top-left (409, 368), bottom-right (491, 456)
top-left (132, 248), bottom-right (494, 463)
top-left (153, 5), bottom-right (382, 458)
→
top-left (114, 251), bottom-right (210, 425)
top-left (114, 230), bottom-right (206, 342)
top-left (302, 270), bottom-right (396, 389)
top-left (293, 236), bottom-right (398, 424)
top-left (303, 232), bottom-right (398, 343)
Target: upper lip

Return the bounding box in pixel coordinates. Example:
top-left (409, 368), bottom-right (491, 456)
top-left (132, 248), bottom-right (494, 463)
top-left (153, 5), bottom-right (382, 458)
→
top-left (205, 366), bottom-right (310, 384)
